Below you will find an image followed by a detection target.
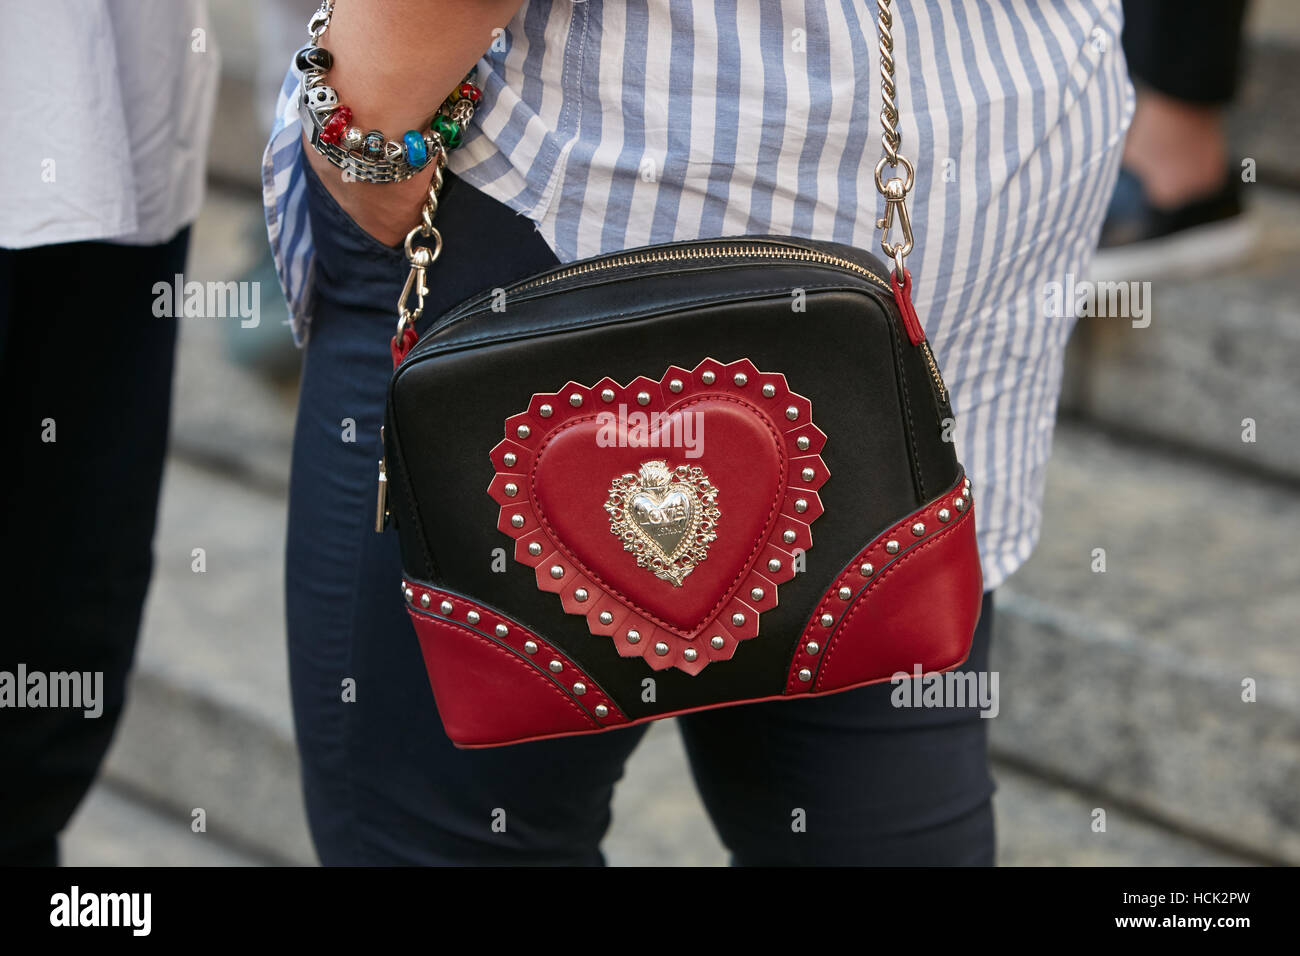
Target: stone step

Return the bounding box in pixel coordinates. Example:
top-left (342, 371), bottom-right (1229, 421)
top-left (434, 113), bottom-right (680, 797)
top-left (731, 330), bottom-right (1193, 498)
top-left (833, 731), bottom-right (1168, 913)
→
top-left (1064, 184), bottom-right (1300, 481)
top-left (990, 422), bottom-right (1300, 863)
top-left (62, 783), bottom-right (269, 867)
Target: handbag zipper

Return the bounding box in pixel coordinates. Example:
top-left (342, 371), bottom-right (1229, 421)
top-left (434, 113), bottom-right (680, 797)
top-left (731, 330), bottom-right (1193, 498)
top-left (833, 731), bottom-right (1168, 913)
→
top-left (517, 242), bottom-right (948, 404)
top-left (416, 241), bottom-right (948, 402)
top-left (512, 242), bottom-right (893, 293)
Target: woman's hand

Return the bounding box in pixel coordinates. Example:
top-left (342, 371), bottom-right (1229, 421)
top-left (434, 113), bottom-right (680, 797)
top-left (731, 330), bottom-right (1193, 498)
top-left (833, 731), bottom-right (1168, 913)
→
top-left (302, 0), bottom-right (526, 247)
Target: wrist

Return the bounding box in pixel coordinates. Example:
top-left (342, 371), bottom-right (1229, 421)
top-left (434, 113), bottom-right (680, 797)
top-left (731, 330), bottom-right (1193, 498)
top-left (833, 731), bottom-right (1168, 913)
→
top-left (302, 129), bottom-right (435, 247)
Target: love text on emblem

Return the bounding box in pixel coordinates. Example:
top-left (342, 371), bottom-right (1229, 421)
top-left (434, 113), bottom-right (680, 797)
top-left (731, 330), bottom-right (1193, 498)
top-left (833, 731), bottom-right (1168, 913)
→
top-left (605, 460), bottom-right (720, 586)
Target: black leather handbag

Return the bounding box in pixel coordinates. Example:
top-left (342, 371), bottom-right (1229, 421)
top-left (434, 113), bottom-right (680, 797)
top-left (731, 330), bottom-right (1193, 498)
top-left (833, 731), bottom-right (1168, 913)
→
top-left (376, 1), bottom-right (983, 747)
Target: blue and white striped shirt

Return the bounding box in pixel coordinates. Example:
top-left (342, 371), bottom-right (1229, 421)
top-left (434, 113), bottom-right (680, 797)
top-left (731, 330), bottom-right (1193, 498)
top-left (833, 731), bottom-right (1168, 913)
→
top-left (263, 0), bottom-right (1133, 590)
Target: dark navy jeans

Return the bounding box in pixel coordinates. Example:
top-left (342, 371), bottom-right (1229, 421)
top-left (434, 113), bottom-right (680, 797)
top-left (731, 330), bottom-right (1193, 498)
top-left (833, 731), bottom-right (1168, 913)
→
top-left (286, 154), bottom-right (997, 865)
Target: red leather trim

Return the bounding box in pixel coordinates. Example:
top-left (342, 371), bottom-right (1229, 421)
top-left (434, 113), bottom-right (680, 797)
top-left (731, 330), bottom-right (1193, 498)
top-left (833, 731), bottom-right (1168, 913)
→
top-left (401, 583), bottom-right (628, 747)
top-left (409, 479), bottom-right (983, 750)
top-left (391, 326), bottom-right (417, 368)
top-left (786, 473), bottom-right (981, 694)
top-left (890, 267), bottom-right (927, 346)
top-left (487, 358), bottom-right (828, 676)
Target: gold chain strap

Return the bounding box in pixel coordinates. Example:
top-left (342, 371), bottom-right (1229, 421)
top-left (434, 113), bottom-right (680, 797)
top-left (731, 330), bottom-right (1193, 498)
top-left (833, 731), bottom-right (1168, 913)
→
top-left (395, 157), bottom-right (447, 342)
top-left (873, 0), bottom-right (915, 274)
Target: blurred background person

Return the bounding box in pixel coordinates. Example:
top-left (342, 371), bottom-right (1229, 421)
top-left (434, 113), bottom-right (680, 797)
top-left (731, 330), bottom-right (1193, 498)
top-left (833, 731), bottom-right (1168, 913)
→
top-left (0, 0), bottom-right (218, 866)
top-left (1094, 0), bottom-right (1255, 276)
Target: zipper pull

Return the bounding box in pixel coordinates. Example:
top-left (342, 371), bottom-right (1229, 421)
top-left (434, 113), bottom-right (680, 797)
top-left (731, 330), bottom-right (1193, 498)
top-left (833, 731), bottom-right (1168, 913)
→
top-left (375, 456), bottom-right (389, 532)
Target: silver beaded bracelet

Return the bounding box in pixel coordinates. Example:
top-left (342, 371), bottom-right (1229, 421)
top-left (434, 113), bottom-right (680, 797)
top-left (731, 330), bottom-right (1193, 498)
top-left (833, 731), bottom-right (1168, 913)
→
top-left (297, 0), bottom-right (481, 185)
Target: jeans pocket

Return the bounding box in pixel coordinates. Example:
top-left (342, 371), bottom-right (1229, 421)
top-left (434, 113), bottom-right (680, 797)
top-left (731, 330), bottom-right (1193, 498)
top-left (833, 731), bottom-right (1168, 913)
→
top-left (300, 145), bottom-right (407, 265)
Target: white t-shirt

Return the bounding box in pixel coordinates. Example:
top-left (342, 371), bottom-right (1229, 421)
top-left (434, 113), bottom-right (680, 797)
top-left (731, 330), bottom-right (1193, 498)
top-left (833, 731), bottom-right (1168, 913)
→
top-left (0, 0), bottom-right (219, 248)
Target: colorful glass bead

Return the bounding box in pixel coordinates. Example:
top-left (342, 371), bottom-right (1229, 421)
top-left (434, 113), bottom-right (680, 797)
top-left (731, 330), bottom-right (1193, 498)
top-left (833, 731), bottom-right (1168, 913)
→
top-left (362, 130), bottom-right (385, 160)
top-left (319, 106), bottom-right (351, 145)
top-left (305, 85), bottom-right (339, 113)
top-left (458, 82), bottom-right (482, 104)
top-left (402, 130), bottom-right (428, 168)
top-left (294, 45), bottom-right (333, 74)
top-left (432, 115), bottom-right (461, 149)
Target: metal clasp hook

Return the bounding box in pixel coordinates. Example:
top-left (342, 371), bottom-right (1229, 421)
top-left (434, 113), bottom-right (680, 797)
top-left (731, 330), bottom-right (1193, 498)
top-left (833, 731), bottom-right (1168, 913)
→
top-left (876, 178), bottom-right (914, 260)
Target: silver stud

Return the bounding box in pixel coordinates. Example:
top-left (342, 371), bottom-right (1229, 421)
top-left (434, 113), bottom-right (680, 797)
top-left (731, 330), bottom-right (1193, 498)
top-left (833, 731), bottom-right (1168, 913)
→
top-left (820, 613), bottom-right (834, 627)
top-left (701, 370), bottom-right (716, 385)
top-left (912, 522), bottom-right (926, 536)
top-left (798, 668), bottom-right (813, 682)
top-left (601, 388), bottom-right (615, 402)
top-left (838, 586), bottom-right (852, 600)
top-left (511, 514), bottom-right (525, 528)
top-left (955, 497), bottom-right (967, 512)
top-left (527, 542), bottom-right (543, 556)
top-left (462, 611), bottom-right (479, 626)
top-left (516, 425), bottom-right (530, 439)
top-left (801, 467), bottom-right (816, 482)
top-left (440, 600), bottom-right (453, 614)
top-left (796, 436), bottom-right (810, 451)
top-left (731, 612), bottom-right (746, 626)
top-left (711, 636), bottom-right (725, 649)
top-left (859, 563), bottom-right (874, 577)
top-left (503, 452), bottom-right (517, 467)
top-left (573, 682), bottom-right (587, 696)
top-left (594, 704), bottom-right (609, 718)
top-left (683, 648), bottom-right (698, 662)
top-left (654, 642), bottom-right (670, 656)
top-left (762, 384), bottom-right (776, 398)
top-left (569, 393), bottom-right (583, 407)
top-left (549, 660), bottom-right (563, 673)
top-left (504, 482), bottom-right (518, 497)
top-left (767, 558), bottom-right (782, 573)
top-left (404, 587), bottom-right (414, 602)
top-left (549, 565), bottom-right (565, 579)
top-left (539, 403), bottom-right (553, 418)
top-left (783, 529), bottom-right (797, 544)
top-left (636, 391), bottom-right (651, 406)
top-left (886, 540), bottom-right (900, 554)
top-left (794, 499), bottom-right (808, 514)
top-left (805, 641), bottom-right (820, 655)
top-left (626, 629), bottom-right (641, 644)
top-left (785, 406), bottom-right (799, 421)
top-left (599, 611), bottom-right (614, 625)
top-left (669, 379), bottom-right (684, 393)
top-left (750, 587), bottom-right (765, 601)
top-left (419, 593), bottom-right (431, 608)
top-left (574, 588), bottom-right (589, 603)
top-left (495, 624), bottom-right (509, 638)
top-left (733, 373), bottom-right (748, 386)
top-left (523, 640), bottom-right (538, 654)
top-left (938, 508), bottom-right (951, 523)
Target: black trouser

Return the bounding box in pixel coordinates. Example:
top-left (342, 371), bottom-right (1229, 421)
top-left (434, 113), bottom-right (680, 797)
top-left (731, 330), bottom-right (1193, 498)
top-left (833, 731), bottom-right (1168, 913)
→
top-left (1122, 0), bottom-right (1249, 104)
top-left (286, 155), bottom-right (998, 865)
top-left (0, 230), bottom-right (187, 866)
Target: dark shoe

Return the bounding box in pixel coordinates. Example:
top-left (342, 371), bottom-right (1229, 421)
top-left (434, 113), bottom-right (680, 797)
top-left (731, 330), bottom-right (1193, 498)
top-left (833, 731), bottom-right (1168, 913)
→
top-left (1091, 168), bottom-right (1255, 280)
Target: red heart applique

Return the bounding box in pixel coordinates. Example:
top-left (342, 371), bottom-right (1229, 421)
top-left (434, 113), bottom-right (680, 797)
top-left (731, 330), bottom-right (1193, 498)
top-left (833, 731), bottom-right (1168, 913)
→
top-left (488, 358), bottom-right (828, 675)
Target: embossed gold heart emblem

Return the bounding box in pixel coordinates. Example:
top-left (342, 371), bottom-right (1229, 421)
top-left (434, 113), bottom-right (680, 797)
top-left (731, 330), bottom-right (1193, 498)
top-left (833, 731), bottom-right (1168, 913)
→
top-left (606, 460), bottom-right (719, 587)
